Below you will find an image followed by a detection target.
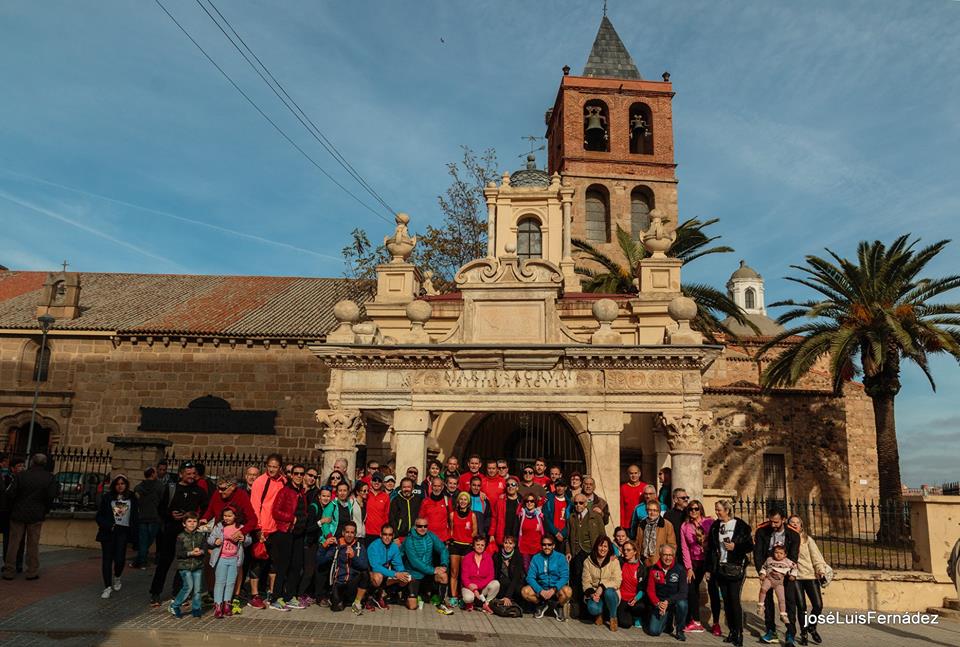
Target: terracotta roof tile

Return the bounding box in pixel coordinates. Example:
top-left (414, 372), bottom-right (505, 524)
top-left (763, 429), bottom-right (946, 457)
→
top-left (0, 270), bottom-right (370, 338)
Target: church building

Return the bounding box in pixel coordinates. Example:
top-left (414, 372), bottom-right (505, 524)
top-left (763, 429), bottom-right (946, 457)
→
top-left (0, 16), bottom-right (879, 516)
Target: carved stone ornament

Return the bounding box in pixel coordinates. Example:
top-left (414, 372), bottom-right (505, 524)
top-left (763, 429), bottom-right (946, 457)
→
top-left (384, 212), bottom-right (417, 263)
top-left (659, 411), bottom-right (713, 453)
top-left (421, 270), bottom-right (439, 296)
top-left (642, 211), bottom-right (676, 258)
top-left (315, 409), bottom-right (366, 448)
top-left (454, 255), bottom-right (562, 287)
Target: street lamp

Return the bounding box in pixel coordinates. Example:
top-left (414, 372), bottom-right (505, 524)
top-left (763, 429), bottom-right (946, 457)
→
top-left (26, 313), bottom-right (55, 461)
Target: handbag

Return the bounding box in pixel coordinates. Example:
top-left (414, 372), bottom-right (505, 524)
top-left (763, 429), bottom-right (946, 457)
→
top-left (717, 562), bottom-right (744, 579)
top-left (252, 540), bottom-right (269, 561)
top-left (490, 599), bottom-right (522, 618)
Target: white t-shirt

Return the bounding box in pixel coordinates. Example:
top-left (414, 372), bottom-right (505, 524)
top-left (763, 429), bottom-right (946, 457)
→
top-left (112, 497), bottom-right (132, 527)
top-left (718, 519), bottom-right (737, 563)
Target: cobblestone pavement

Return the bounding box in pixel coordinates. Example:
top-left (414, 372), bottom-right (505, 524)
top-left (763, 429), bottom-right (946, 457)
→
top-left (0, 548), bottom-right (957, 646)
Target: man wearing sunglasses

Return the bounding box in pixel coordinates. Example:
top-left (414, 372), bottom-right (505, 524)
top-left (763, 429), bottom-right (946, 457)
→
top-left (517, 466), bottom-right (547, 504)
top-left (663, 488), bottom-right (690, 566)
top-left (521, 537), bottom-right (572, 621)
top-left (368, 524), bottom-right (412, 608)
top-left (566, 494), bottom-right (605, 619)
top-left (401, 516), bottom-right (455, 614)
top-left (629, 484), bottom-right (667, 540)
top-left (491, 478), bottom-right (522, 547)
top-left (149, 462), bottom-right (204, 606)
top-left (200, 474), bottom-right (259, 611)
top-left (298, 468), bottom-right (321, 609)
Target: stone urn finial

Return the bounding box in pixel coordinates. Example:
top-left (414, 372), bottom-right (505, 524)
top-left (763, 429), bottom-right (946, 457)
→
top-left (642, 210), bottom-right (676, 258)
top-left (384, 212), bottom-right (417, 263)
top-left (327, 299), bottom-right (360, 343)
top-left (667, 295), bottom-right (703, 344)
top-left (591, 298), bottom-right (622, 345)
top-left (406, 300), bottom-right (433, 343)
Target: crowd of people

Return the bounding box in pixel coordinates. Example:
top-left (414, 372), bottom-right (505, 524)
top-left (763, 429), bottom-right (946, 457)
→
top-left (2, 451), bottom-right (833, 646)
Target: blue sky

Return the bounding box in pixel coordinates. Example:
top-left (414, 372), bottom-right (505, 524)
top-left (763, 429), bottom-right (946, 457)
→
top-left (1, 1), bottom-right (958, 486)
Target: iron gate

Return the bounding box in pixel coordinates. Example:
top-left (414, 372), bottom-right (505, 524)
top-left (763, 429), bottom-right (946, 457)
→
top-left (462, 412), bottom-right (586, 476)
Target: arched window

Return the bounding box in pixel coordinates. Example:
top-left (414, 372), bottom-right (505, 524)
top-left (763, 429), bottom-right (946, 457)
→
top-left (629, 102), bottom-right (654, 154)
top-left (33, 343), bottom-right (51, 382)
top-left (744, 287), bottom-right (757, 310)
top-left (630, 186), bottom-right (654, 236)
top-left (585, 186), bottom-right (610, 243)
top-left (516, 217), bottom-right (542, 260)
top-left (583, 100), bottom-right (610, 152)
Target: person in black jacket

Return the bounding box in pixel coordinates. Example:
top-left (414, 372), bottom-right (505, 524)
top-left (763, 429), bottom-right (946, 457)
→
top-left (753, 508), bottom-right (801, 644)
top-left (149, 462), bottom-right (205, 605)
top-left (706, 500), bottom-right (754, 647)
top-left (96, 474), bottom-right (139, 598)
top-left (492, 535), bottom-right (525, 605)
top-left (2, 453), bottom-right (57, 580)
top-left (389, 478), bottom-right (422, 540)
top-left (283, 465), bottom-right (309, 608)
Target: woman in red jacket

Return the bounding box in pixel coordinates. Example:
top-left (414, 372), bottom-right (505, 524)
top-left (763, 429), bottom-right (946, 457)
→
top-left (449, 492), bottom-right (478, 607)
top-left (517, 494), bottom-right (545, 570)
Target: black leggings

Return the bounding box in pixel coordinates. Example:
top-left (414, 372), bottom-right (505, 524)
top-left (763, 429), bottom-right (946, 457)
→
top-left (795, 579), bottom-right (823, 631)
top-left (689, 561), bottom-right (721, 624)
top-left (266, 531), bottom-right (293, 598)
top-left (100, 527), bottom-right (129, 588)
top-left (298, 540), bottom-right (318, 598)
top-left (616, 599), bottom-right (646, 628)
top-left (715, 573), bottom-right (745, 637)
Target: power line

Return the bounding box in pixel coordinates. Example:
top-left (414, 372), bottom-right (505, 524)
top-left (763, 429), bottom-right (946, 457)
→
top-left (198, 0), bottom-right (397, 216)
top-left (152, 0), bottom-right (392, 224)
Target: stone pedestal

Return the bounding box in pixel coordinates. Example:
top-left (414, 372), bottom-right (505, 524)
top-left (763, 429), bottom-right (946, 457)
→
top-left (106, 436), bottom-right (172, 490)
top-left (315, 409), bottom-right (365, 481)
top-left (639, 257), bottom-right (681, 294)
top-left (587, 410), bottom-right (624, 533)
top-left (393, 409), bottom-right (431, 476)
top-left (659, 411), bottom-right (712, 501)
top-left (375, 262), bottom-right (421, 304)
top-left (906, 495), bottom-right (960, 581)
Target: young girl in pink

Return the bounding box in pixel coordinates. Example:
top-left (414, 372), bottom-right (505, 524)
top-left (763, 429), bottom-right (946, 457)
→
top-left (208, 506), bottom-right (251, 618)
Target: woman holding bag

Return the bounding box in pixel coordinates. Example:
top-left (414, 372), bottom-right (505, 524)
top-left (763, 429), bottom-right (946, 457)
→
top-left (705, 500), bottom-right (753, 647)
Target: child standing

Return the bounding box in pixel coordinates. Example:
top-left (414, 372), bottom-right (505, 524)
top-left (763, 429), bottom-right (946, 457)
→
top-left (758, 543), bottom-right (798, 622)
top-left (170, 512), bottom-right (207, 618)
top-left (208, 506), bottom-right (251, 619)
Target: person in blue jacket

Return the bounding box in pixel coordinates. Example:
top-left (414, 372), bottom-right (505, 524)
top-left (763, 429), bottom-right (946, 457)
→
top-left (521, 535), bottom-right (573, 621)
top-left (401, 516), bottom-right (455, 614)
top-left (366, 523), bottom-right (411, 607)
top-left (317, 521), bottom-right (369, 614)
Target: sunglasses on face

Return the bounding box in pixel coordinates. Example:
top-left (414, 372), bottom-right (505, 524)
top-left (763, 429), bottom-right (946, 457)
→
top-left (541, 543), bottom-right (554, 548)
top-left (523, 470), bottom-right (533, 474)
top-left (498, 466), bottom-right (508, 470)
top-left (678, 495), bottom-right (690, 500)
top-left (306, 473), bottom-right (318, 479)
top-left (574, 501), bottom-right (586, 506)
top-left (507, 483), bottom-right (518, 488)
top-left (525, 499), bottom-right (536, 504)
top-left (689, 506), bottom-right (701, 511)
top-left (292, 471), bottom-right (305, 476)
top-left (415, 524), bottom-right (428, 529)
top-left (382, 532), bottom-right (394, 538)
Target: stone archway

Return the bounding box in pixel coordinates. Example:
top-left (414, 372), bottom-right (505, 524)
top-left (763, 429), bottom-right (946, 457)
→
top-left (0, 411), bottom-right (61, 455)
top-left (462, 412), bottom-right (586, 476)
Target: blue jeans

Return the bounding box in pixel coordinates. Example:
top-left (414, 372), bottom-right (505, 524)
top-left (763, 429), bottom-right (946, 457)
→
top-left (648, 599), bottom-right (688, 636)
top-left (213, 557), bottom-right (238, 604)
top-left (173, 568), bottom-right (203, 612)
top-left (585, 587), bottom-right (619, 619)
top-left (137, 522), bottom-right (160, 567)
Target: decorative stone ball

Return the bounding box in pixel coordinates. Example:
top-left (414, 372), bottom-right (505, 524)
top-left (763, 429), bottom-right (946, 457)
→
top-left (395, 212), bottom-right (410, 225)
top-left (333, 299), bottom-right (360, 324)
top-left (592, 298), bottom-right (619, 323)
top-left (668, 295), bottom-right (698, 322)
top-left (504, 242), bottom-right (517, 254)
top-left (406, 300), bottom-right (433, 324)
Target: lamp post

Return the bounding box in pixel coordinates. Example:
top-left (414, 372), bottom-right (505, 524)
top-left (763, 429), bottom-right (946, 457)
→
top-left (26, 313), bottom-right (55, 460)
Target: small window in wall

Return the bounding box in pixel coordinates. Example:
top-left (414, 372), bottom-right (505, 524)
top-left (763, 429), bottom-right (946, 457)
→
top-left (745, 287), bottom-right (757, 310)
top-left (629, 102), bottom-right (654, 154)
top-left (762, 453), bottom-right (787, 507)
top-left (516, 217), bottom-right (542, 259)
top-left (585, 185), bottom-right (610, 243)
top-left (630, 186), bottom-right (654, 236)
top-left (33, 344), bottom-right (51, 382)
top-left (583, 100), bottom-right (610, 152)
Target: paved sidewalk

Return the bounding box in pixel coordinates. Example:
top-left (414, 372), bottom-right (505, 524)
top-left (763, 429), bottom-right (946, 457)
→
top-left (0, 548), bottom-right (957, 646)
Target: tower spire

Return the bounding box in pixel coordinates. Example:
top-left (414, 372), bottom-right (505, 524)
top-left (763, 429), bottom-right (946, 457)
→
top-left (583, 14), bottom-right (641, 79)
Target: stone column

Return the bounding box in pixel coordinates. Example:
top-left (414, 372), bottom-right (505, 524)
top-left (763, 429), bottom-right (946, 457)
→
top-left (659, 411), bottom-right (713, 501)
top-left (316, 409), bottom-right (366, 480)
top-left (393, 409), bottom-right (431, 477)
top-left (484, 185), bottom-right (497, 257)
top-left (587, 411), bottom-right (624, 534)
top-left (107, 436), bottom-right (172, 490)
top-left (559, 185), bottom-right (578, 292)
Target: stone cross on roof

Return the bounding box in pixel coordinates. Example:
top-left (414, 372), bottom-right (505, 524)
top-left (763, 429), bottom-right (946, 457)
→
top-left (583, 16), bottom-right (641, 80)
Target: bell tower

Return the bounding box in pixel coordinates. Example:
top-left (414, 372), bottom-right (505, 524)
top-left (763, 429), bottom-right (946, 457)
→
top-left (545, 15), bottom-right (678, 261)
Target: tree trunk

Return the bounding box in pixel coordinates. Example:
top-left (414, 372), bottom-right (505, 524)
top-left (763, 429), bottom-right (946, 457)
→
top-left (864, 354), bottom-right (906, 543)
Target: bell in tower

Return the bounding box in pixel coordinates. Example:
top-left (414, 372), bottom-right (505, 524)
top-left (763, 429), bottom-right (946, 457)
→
top-left (583, 104), bottom-right (609, 152)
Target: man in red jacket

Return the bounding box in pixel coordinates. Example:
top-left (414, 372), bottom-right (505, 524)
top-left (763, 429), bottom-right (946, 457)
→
top-left (201, 476), bottom-right (259, 605)
top-left (419, 477), bottom-right (452, 542)
top-left (457, 455), bottom-right (483, 493)
top-left (620, 464), bottom-right (648, 529)
top-left (480, 459), bottom-right (506, 503)
top-left (364, 473), bottom-right (390, 547)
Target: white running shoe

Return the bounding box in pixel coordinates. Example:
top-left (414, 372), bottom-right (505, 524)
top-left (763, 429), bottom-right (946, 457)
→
top-left (101, 587), bottom-right (112, 599)
top-left (112, 576), bottom-right (122, 591)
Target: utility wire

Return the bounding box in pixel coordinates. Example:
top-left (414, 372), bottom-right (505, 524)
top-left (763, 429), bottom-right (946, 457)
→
top-left (199, 0), bottom-right (397, 216)
top-left (153, 0), bottom-right (392, 224)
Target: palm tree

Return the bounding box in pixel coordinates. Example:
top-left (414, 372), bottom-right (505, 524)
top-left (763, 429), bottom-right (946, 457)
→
top-left (758, 236), bottom-right (960, 506)
top-left (572, 218), bottom-right (756, 340)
